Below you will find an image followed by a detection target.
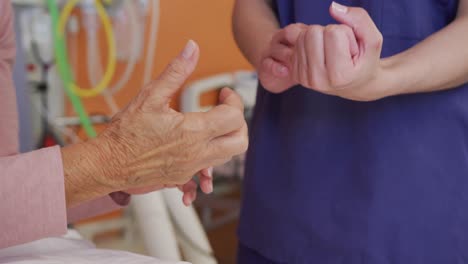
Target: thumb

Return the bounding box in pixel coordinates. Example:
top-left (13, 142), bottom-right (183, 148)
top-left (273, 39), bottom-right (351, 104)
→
top-left (329, 2), bottom-right (382, 52)
top-left (147, 40), bottom-right (200, 107)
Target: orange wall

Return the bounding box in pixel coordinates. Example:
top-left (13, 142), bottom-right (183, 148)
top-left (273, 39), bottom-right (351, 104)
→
top-left (70, 0), bottom-right (252, 121)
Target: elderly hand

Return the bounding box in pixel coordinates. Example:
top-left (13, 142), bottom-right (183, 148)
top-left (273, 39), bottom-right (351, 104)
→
top-left (62, 40), bottom-right (248, 207)
top-left (124, 167), bottom-right (213, 206)
top-left (261, 2), bottom-right (386, 101)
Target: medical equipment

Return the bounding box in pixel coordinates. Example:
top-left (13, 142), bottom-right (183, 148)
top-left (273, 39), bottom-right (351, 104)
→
top-left (18, 0), bottom-right (154, 139)
top-left (142, 0), bottom-right (159, 87)
top-left (58, 0), bottom-right (117, 98)
top-left (13, 6), bottom-right (34, 152)
top-left (12, 0), bottom-right (52, 5)
top-left (85, 0), bottom-right (142, 114)
top-left (47, 0), bottom-right (97, 138)
top-left (181, 71), bottom-right (258, 113)
top-left (17, 7), bottom-right (62, 146)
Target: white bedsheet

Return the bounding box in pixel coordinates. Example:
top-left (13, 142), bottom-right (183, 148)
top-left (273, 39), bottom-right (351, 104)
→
top-left (0, 230), bottom-right (190, 264)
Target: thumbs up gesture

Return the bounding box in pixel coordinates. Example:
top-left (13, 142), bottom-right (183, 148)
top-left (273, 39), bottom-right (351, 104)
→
top-left (91, 40), bottom-right (248, 204)
top-left (260, 2), bottom-right (387, 101)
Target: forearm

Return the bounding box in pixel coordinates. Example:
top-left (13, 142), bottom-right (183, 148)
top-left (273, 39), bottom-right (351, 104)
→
top-left (379, 15), bottom-right (468, 97)
top-left (232, 0), bottom-right (280, 68)
top-left (61, 137), bottom-right (118, 208)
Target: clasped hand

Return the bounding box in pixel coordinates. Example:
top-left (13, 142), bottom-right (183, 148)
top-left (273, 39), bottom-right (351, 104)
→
top-left (259, 2), bottom-right (388, 101)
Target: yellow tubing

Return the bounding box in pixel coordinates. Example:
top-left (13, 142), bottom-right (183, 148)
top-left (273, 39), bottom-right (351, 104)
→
top-left (58, 0), bottom-right (116, 98)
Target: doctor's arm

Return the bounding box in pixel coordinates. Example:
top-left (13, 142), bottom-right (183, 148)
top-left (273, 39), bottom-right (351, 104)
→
top-left (233, 0), bottom-right (303, 93)
top-left (377, 0), bottom-right (468, 97)
top-left (232, 0), bottom-right (279, 68)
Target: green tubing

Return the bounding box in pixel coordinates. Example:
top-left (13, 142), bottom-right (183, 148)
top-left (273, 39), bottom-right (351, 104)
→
top-left (47, 0), bottom-right (97, 138)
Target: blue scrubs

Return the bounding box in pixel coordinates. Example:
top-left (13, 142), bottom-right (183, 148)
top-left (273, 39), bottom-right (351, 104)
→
top-left (238, 0), bottom-right (468, 263)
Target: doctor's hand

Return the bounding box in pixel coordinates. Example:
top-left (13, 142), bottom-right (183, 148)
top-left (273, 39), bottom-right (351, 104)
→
top-left (257, 23), bottom-right (305, 93)
top-left (62, 40), bottom-right (248, 207)
top-left (266, 2), bottom-right (386, 101)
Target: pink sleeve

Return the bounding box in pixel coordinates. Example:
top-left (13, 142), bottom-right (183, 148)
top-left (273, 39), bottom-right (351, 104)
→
top-left (0, 146), bottom-right (128, 249)
top-left (0, 147), bottom-right (68, 249)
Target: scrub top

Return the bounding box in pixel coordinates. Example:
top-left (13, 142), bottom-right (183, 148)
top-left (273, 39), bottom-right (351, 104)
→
top-left (238, 0), bottom-right (468, 263)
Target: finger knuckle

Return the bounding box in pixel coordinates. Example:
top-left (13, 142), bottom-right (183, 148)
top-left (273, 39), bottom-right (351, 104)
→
top-left (341, 24), bottom-right (354, 34)
top-left (353, 9), bottom-right (371, 27)
top-left (206, 122), bottom-right (219, 138)
top-left (285, 23), bottom-right (302, 34)
top-left (164, 61), bottom-right (186, 81)
top-left (218, 105), bottom-right (237, 120)
top-left (139, 85), bottom-right (152, 99)
top-left (325, 24), bottom-right (339, 34)
top-left (307, 25), bottom-right (323, 37)
top-left (374, 32), bottom-right (384, 49)
top-left (182, 114), bottom-right (204, 133)
top-left (325, 25), bottom-right (345, 41)
top-left (355, 7), bottom-right (369, 18)
top-left (284, 23), bottom-right (297, 32)
top-left (222, 105), bottom-right (243, 124)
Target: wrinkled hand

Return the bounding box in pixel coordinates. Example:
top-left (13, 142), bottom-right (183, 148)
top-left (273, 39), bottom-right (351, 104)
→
top-left (124, 160), bottom-right (213, 206)
top-left (262, 2), bottom-right (385, 101)
top-left (93, 40), bottom-right (248, 205)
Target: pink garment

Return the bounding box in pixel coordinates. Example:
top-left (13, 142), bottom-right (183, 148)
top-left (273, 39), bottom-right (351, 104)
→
top-left (1, 0), bottom-right (123, 250)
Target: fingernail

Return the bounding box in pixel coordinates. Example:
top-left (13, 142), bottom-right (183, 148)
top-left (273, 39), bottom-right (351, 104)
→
top-left (208, 167), bottom-right (213, 178)
top-left (208, 181), bottom-right (213, 193)
top-left (182, 40), bottom-right (196, 59)
top-left (332, 1), bottom-right (348, 13)
top-left (183, 195), bottom-right (190, 206)
top-left (275, 65), bottom-right (289, 77)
